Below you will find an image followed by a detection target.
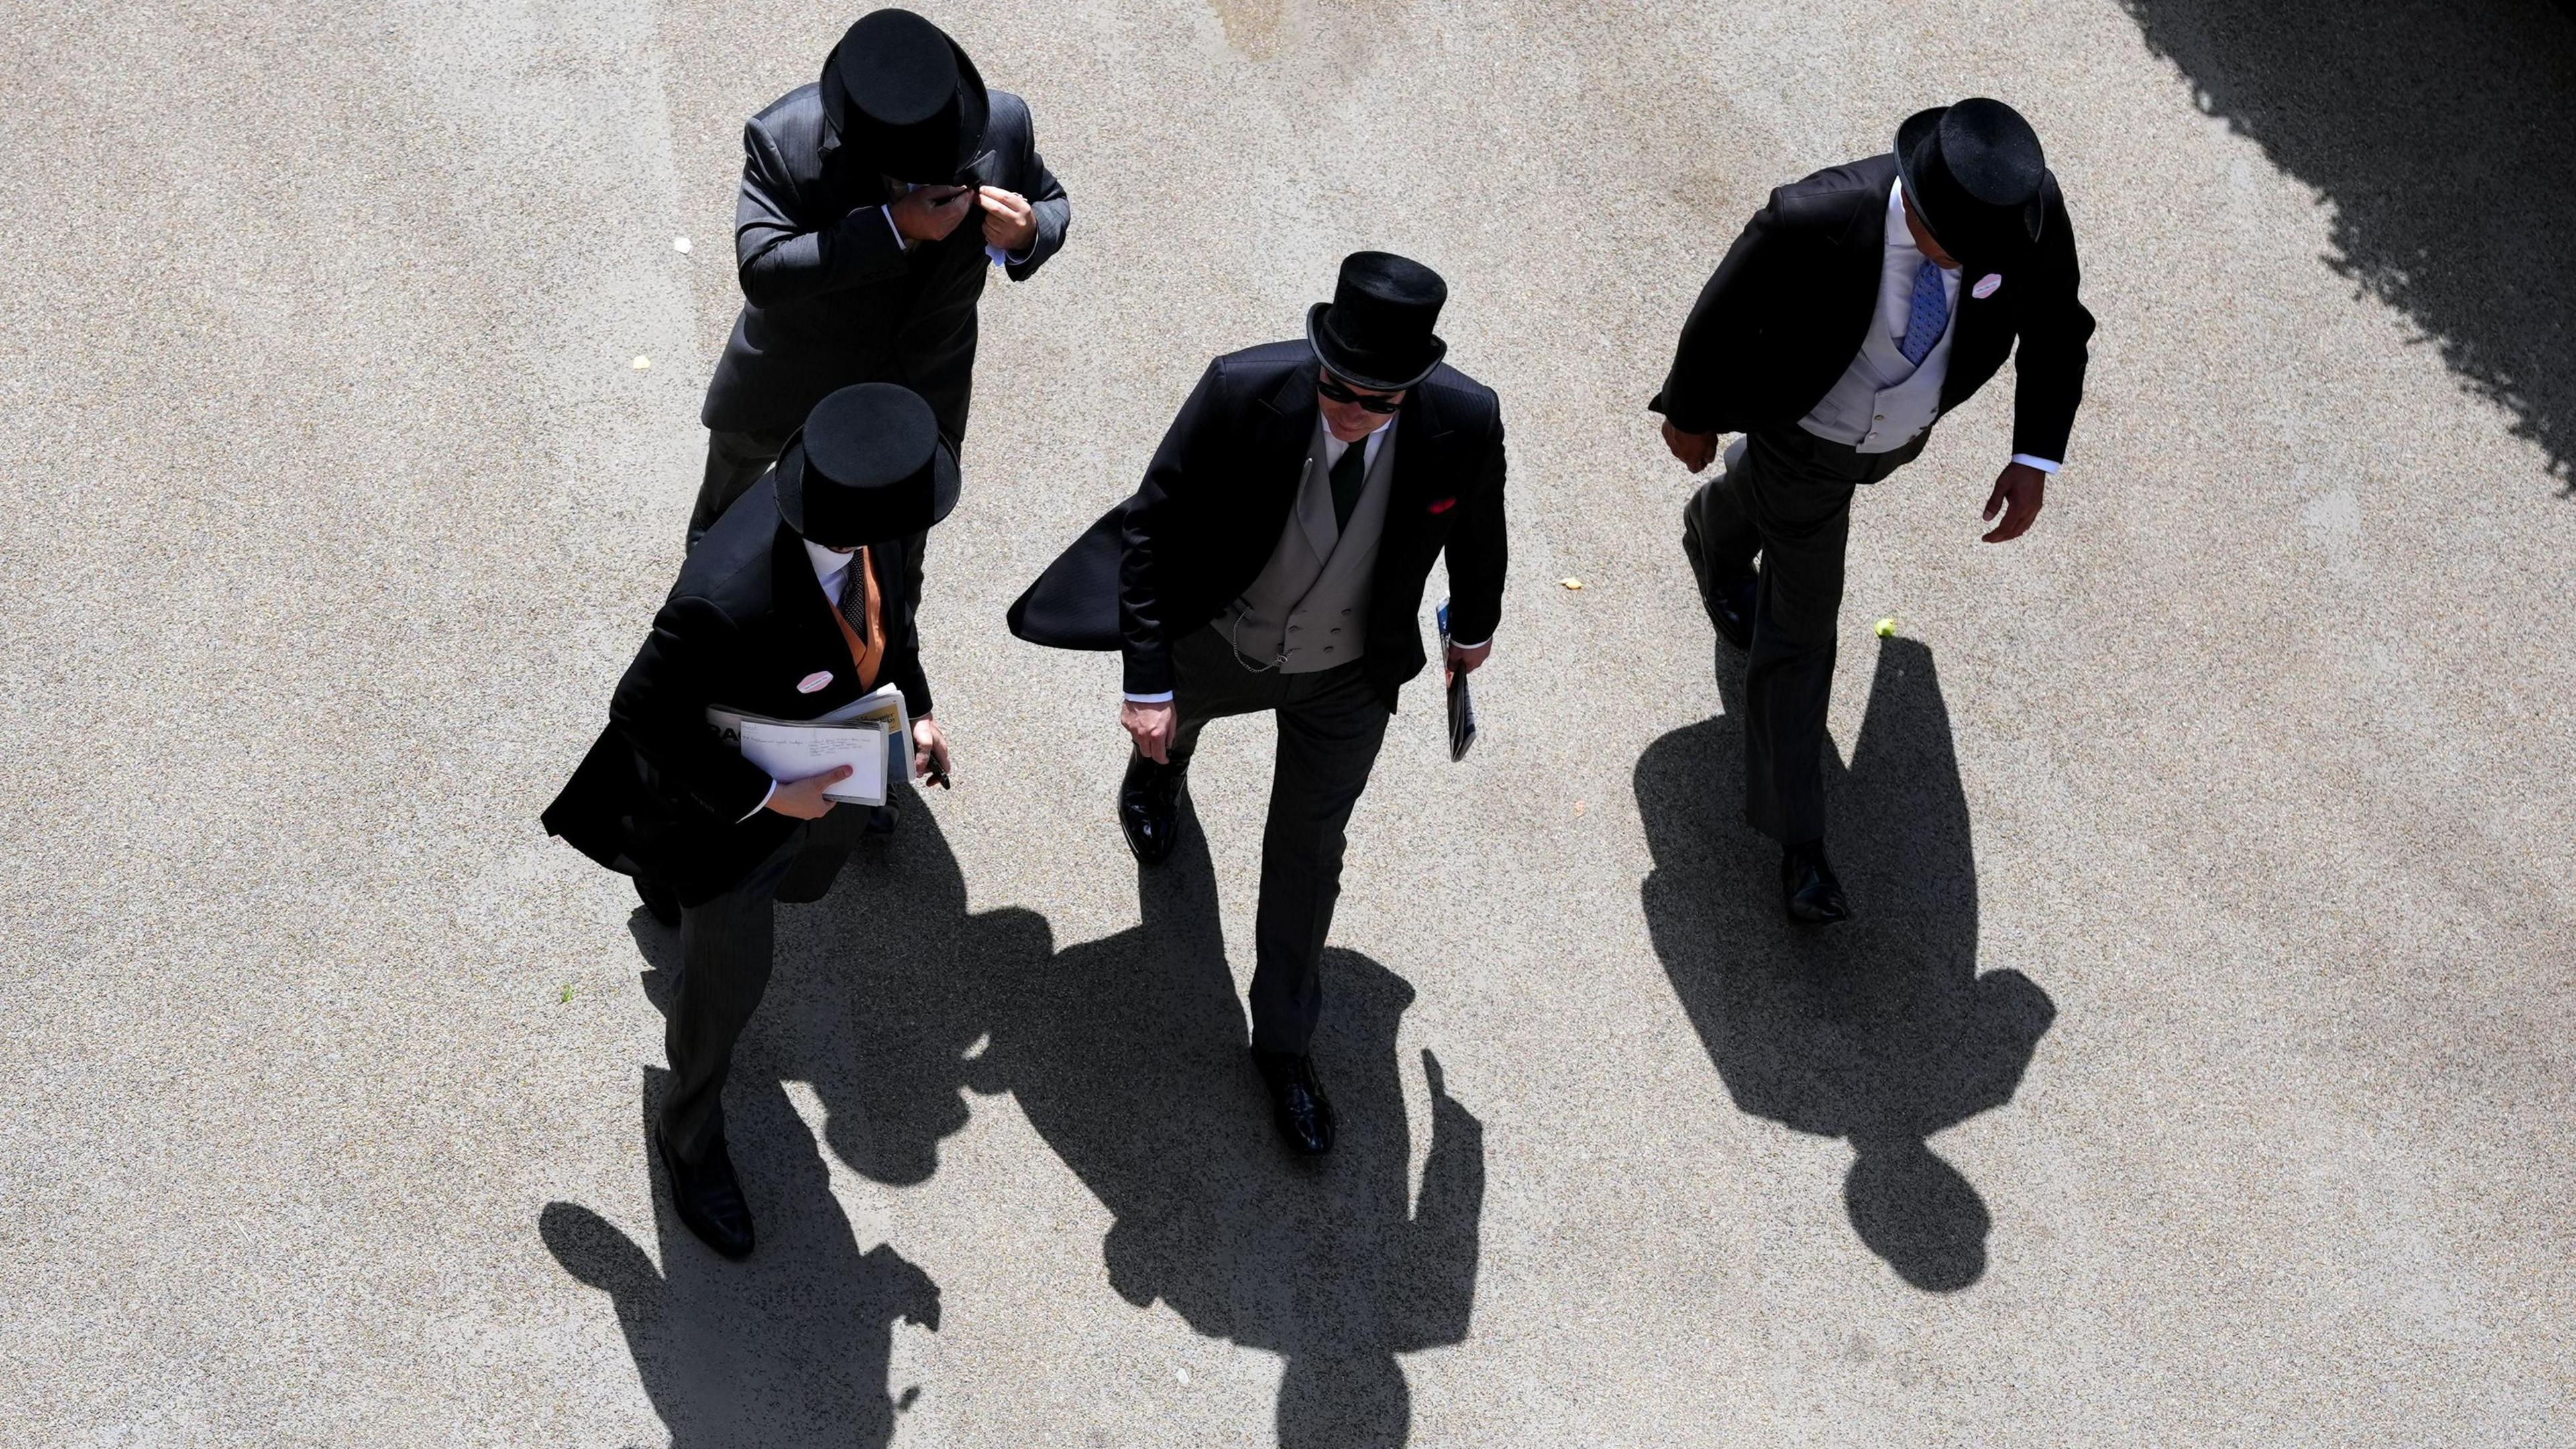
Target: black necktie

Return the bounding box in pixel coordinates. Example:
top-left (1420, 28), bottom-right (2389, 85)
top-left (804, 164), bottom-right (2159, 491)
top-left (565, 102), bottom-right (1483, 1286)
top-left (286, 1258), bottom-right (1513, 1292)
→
top-left (1329, 437), bottom-right (1368, 531)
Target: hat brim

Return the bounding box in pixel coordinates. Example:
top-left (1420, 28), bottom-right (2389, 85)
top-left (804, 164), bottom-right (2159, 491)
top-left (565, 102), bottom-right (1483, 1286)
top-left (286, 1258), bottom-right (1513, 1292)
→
top-left (774, 432), bottom-right (963, 547)
top-left (1305, 303), bottom-right (1446, 392)
top-left (1894, 104), bottom-right (2045, 258)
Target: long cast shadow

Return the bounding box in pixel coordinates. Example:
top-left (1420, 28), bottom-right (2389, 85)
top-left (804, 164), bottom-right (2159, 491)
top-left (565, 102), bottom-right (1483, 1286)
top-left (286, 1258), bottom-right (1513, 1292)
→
top-left (1636, 638), bottom-right (2054, 1291)
top-left (541, 788), bottom-right (1049, 1446)
top-left (959, 810), bottom-right (1485, 1448)
top-left (539, 1075), bottom-right (943, 1448)
top-left (543, 786), bottom-right (1481, 1445)
top-left (2114, 0), bottom-right (2576, 496)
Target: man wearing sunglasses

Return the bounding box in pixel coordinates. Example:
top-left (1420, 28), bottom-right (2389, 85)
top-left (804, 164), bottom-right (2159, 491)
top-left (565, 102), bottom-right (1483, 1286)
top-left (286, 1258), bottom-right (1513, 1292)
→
top-left (1008, 251), bottom-right (1509, 1157)
top-left (690, 8), bottom-right (1071, 548)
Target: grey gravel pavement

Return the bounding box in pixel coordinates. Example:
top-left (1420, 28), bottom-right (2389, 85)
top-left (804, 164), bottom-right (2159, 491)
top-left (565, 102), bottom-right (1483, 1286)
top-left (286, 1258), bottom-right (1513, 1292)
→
top-left (4, 1), bottom-right (2573, 1444)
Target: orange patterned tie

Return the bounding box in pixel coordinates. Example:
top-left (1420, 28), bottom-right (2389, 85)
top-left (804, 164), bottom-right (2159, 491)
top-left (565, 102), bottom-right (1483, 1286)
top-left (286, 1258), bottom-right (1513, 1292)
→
top-left (830, 546), bottom-right (885, 691)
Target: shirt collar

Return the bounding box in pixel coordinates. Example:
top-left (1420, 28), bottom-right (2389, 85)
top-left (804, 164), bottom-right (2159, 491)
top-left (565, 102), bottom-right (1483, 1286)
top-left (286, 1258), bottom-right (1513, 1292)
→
top-left (804, 537), bottom-right (858, 594)
top-left (1886, 177), bottom-right (1921, 256)
top-left (1322, 411), bottom-right (1394, 460)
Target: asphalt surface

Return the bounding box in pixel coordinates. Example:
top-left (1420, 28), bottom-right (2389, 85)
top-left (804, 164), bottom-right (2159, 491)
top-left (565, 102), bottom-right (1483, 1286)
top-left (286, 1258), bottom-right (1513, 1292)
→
top-left (5, 1), bottom-right (2573, 1444)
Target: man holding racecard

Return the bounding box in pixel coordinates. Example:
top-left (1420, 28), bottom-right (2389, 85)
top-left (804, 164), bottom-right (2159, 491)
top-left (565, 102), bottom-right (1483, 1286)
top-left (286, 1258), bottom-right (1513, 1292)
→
top-left (543, 382), bottom-right (956, 1259)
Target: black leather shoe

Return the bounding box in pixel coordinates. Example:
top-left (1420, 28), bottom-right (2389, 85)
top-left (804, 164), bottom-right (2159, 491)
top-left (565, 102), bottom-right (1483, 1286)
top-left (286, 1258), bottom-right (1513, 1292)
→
top-left (655, 1128), bottom-right (755, 1259)
top-left (1680, 494), bottom-right (1757, 651)
top-left (1707, 570), bottom-right (1756, 651)
top-left (635, 876), bottom-right (681, 930)
top-left (1780, 840), bottom-right (1850, 925)
top-left (1118, 753), bottom-right (1186, 866)
top-left (1252, 1050), bottom-right (1336, 1157)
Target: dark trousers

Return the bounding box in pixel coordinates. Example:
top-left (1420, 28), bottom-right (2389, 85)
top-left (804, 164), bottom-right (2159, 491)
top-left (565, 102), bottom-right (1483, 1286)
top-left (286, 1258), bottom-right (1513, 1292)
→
top-left (658, 804), bottom-right (866, 1163)
top-left (1682, 425), bottom-right (1925, 844)
top-left (688, 427), bottom-right (793, 549)
top-left (1157, 625), bottom-right (1394, 1055)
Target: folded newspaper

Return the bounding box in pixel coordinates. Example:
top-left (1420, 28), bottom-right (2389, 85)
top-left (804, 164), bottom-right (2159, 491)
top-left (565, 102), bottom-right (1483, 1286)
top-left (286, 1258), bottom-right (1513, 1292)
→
top-left (707, 684), bottom-right (912, 807)
top-left (1436, 597), bottom-right (1478, 763)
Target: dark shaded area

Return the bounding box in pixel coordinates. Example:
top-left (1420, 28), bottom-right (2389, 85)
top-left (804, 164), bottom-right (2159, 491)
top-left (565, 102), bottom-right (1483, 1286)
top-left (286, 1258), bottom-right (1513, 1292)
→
top-left (2115, 0), bottom-right (2576, 494)
top-left (961, 815), bottom-right (1485, 1449)
top-left (545, 785), bottom-right (1482, 1445)
top-left (539, 1079), bottom-right (941, 1448)
top-left (1635, 639), bottom-right (2054, 1291)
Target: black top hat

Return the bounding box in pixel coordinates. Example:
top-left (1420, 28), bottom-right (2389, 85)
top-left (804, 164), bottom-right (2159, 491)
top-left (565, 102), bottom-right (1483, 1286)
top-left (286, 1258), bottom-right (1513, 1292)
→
top-left (1305, 251), bottom-right (1449, 392)
top-left (820, 9), bottom-right (991, 182)
top-left (774, 383), bottom-right (961, 549)
top-left (1896, 98), bottom-right (2049, 264)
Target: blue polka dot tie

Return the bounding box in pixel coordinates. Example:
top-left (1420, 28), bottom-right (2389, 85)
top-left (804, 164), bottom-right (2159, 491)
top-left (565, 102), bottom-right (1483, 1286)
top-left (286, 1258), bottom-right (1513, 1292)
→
top-left (1900, 258), bottom-right (1949, 366)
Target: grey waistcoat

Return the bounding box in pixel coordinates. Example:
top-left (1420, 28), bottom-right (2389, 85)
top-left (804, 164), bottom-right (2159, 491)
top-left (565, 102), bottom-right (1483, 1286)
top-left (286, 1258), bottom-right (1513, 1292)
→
top-left (1219, 419), bottom-right (1397, 674)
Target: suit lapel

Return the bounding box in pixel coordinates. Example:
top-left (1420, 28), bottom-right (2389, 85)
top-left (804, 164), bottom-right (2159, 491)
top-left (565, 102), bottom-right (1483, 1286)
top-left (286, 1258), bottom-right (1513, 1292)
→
top-left (1251, 362), bottom-right (1324, 550)
top-left (1367, 381), bottom-right (1450, 600)
top-left (769, 523), bottom-right (863, 708)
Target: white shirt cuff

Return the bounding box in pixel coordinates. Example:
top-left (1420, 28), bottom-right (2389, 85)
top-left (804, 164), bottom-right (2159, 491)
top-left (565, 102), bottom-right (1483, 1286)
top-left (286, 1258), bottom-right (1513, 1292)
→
top-left (1123, 691), bottom-right (1175, 704)
top-left (879, 205), bottom-right (902, 247)
top-left (1447, 637), bottom-right (1491, 652)
top-left (736, 780), bottom-right (777, 824)
top-left (985, 243), bottom-right (1034, 268)
top-left (2010, 453), bottom-right (2061, 474)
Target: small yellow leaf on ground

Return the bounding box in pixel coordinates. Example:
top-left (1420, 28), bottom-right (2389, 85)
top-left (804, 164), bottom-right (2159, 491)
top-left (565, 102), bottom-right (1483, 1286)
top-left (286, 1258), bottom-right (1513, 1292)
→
top-left (1874, 616), bottom-right (1898, 638)
top-left (1560, 577), bottom-right (1583, 590)
top-left (631, 356), bottom-right (651, 370)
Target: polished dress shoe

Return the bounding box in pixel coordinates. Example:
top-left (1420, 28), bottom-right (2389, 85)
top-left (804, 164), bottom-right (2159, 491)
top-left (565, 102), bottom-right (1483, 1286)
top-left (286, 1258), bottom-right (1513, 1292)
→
top-left (1118, 753), bottom-right (1186, 866)
top-left (1780, 839), bottom-right (1850, 925)
top-left (1707, 569), bottom-right (1756, 651)
top-left (655, 1128), bottom-right (755, 1259)
top-left (634, 875), bottom-right (681, 930)
top-left (1252, 1049), bottom-right (1336, 1157)
top-left (1680, 494), bottom-right (1758, 652)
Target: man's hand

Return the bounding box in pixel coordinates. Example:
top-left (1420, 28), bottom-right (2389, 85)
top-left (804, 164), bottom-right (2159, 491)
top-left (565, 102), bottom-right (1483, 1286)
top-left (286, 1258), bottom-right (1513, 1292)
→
top-left (977, 185), bottom-right (1036, 255)
top-left (1122, 698), bottom-right (1177, 765)
top-left (764, 765), bottom-right (852, 819)
top-left (1981, 462), bottom-right (2047, 543)
top-left (888, 185), bottom-right (974, 243)
top-left (1445, 639), bottom-right (1492, 684)
top-left (912, 714), bottom-right (951, 786)
top-left (1661, 419), bottom-right (1719, 474)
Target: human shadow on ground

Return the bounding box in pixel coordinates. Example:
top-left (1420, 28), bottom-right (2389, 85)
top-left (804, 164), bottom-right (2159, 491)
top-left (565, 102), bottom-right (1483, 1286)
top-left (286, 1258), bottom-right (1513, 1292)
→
top-left (539, 1075), bottom-right (942, 1448)
top-left (539, 785), bottom-right (1047, 1446)
top-left (958, 812), bottom-right (1485, 1449)
top-left (2114, 0), bottom-right (2576, 496)
top-left (544, 786), bottom-right (1480, 1446)
top-left (1636, 637), bottom-right (2055, 1291)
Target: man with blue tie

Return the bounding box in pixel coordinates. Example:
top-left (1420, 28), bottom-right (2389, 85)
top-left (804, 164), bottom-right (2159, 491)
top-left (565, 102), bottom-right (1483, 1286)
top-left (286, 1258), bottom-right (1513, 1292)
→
top-left (1652, 99), bottom-right (2094, 924)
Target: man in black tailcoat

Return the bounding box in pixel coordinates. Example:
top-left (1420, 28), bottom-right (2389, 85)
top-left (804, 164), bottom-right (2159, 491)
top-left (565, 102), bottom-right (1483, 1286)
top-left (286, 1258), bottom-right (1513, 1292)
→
top-left (1010, 252), bottom-right (1509, 1157)
top-left (545, 383), bottom-right (959, 1258)
top-left (689, 7), bottom-right (1070, 547)
top-left (1652, 99), bottom-right (2094, 925)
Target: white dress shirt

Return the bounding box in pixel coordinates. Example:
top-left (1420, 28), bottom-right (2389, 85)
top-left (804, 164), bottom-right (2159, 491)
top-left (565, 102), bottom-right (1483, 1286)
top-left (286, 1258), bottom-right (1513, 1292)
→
top-left (1797, 179), bottom-right (2060, 474)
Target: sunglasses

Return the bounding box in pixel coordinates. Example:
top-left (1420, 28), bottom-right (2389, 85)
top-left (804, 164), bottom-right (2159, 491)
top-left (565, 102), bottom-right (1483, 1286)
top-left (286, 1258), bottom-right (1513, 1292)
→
top-left (1317, 373), bottom-right (1403, 415)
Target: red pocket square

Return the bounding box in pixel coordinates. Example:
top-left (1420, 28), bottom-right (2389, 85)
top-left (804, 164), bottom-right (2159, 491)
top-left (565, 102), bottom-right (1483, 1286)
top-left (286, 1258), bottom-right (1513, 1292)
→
top-left (1428, 496), bottom-right (1458, 515)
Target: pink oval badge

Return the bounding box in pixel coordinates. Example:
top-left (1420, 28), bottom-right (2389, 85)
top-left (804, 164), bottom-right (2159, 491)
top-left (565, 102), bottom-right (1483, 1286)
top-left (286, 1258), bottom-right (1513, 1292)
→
top-left (797, 670), bottom-right (833, 694)
top-left (1972, 272), bottom-right (2002, 299)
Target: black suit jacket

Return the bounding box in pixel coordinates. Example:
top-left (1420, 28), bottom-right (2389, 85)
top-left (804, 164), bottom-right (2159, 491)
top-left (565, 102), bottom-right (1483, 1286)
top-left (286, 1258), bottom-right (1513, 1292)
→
top-left (700, 82), bottom-right (1071, 438)
top-left (1650, 154), bottom-right (2094, 464)
top-left (542, 477), bottom-right (933, 905)
top-left (1008, 341), bottom-right (1508, 707)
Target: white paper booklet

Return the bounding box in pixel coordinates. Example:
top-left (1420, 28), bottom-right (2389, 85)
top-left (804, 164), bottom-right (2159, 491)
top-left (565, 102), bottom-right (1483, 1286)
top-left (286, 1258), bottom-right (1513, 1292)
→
top-left (706, 683), bottom-right (914, 806)
top-left (735, 718), bottom-right (890, 804)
